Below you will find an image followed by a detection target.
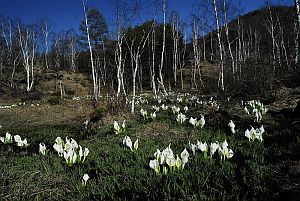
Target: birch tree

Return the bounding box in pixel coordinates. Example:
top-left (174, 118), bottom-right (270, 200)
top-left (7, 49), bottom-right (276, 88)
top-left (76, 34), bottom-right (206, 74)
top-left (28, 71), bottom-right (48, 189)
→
top-left (17, 22), bottom-right (38, 92)
top-left (158, 0), bottom-right (168, 96)
top-left (213, 0), bottom-right (225, 91)
top-left (295, 0), bottom-right (300, 65)
top-left (82, 0), bottom-right (99, 100)
top-left (126, 29), bottom-right (151, 113)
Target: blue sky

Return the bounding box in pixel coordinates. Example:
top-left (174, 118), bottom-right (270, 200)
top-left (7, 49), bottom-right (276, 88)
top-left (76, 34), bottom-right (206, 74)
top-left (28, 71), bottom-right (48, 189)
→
top-left (0, 0), bottom-right (294, 33)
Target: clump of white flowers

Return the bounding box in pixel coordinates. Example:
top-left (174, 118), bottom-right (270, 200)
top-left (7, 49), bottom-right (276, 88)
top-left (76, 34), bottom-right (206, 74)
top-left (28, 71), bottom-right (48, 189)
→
top-left (140, 108), bottom-right (148, 120)
top-left (171, 105), bottom-right (180, 114)
top-left (122, 136), bottom-right (138, 151)
top-left (0, 132), bottom-right (13, 144)
top-left (14, 135), bottom-right (29, 148)
top-left (113, 120), bottom-right (126, 134)
top-left (53, 137), bottom-right (89, 166)
top-left (228, 120), bottom-right (236, 134)
top-left (150, 112), bottom-right (157, 120)
top-left (244, 125), bottom-right (265, 142)
top-left (189, 115), bottom-right (205, 128)
top-left (218, 140), bottom-right (234, 161)
top-left (39, 143), bottom-right (47, 155)
top-left (149, 144), bottom-right (189, 174)
top-left (245, 100), bottom-right (268, 122)
top-left (176, 113), bottom-right (187, 124)
top-left (151, 105), bottom-right (160, 112)
top-left (183, 106), bottom-right (188, 113)
top-left (161, 104), bottom-right (168, 110)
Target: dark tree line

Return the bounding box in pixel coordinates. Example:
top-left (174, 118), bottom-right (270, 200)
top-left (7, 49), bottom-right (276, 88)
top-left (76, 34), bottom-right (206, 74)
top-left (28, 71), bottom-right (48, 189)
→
top-left (0, 0), bottom-right (299, 100)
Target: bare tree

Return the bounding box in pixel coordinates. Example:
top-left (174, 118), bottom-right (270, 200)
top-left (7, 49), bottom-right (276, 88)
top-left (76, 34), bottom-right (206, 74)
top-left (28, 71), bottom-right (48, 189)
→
top-left (158, 0), bottom-right (168, 96)
top-left (213, 0), bottom-right (225, 91)
top-left (41, 18), bottom-right (53, 69)
top-left (82, 0), bottom-right (99, 100)
top-left (126, 29), bottom-right (151, 113)
top-left (17, 22), bottom-right (38, 92)
top-left (295, 0), bottom-right (300, 65)
top-left (171, 11), bottom-right (180, 87)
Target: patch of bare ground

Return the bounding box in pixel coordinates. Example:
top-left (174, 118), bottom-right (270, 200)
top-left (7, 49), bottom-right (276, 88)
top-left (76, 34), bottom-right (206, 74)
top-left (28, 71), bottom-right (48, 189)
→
top-left (135, 121), bottom-right (186, 142)
top-left (0, 99), bottom-right (94, 128)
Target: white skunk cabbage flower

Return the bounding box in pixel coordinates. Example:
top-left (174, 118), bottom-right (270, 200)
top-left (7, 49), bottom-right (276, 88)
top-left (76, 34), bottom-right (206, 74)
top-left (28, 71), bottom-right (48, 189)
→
top-left (177, 97), bottom-right (183, 103)
top-left (218, 140), bottom-right (234, 160)
top-left (161, 104), bottom-right (168, 110)
top-left (228, 120), bottom-right (236, 134)
top-left (64, 148), bottom-right (77, 166)
top-left (176, 113), bottom-right (186, 124)
top-left (123, 136), bottom-right (133, 151)
top-left (149, 159), bottom-right (160, 174)
top-left (113, 121), bottom-right (121, 134)
top-left (244, 107), bottom-right (250, 115)
top-left (162, 144), bottom-right (174, 159)
top-left (171, 105), bottom-right (180, 114)
top-left (53, 143), bottom-right (64, 157)
top-left (55, 137), bottom-right (64, 145)
top-left (184, 106), bottom-right (188, 113)
top-left (245, 125), bottom-right (265, 142)
top-left (133, 139), bottom-right (139, 150)
top-left (39, 143), bottom-right (47, 155)
top-left (150, 112), bottom-right (157, 119)
top-left (14, 135), bottom-right (29, 147)
top-left (175, 155), bottom-right (183, 170)
top-left (121, 120), bottom-right (126, 129)
top-left (83, 148), bottom-right (89, 162)
top-left (140, 108), bottom-right (148, 120)
top-left (0, 132), bottom-right (13, 144)
top-left (189, 117), bottom-right (198, 127)
top-left (166, 156), bottom-right (176, 168)
top-left (210, 142), bottom-right (219, 157)
top-left (199, 115), bottom-right (205, 128)
top-left (197, 141), bottom-right (208, 152)
top-left (152, 105), bottom-right (160, 112)
top-left (188, 141), bottom-right (197, 155)
top-left (180, 148), bottom-right (189, 165)
top-left (245, 129), bottom-right (251, 141)
top-left (82, 173), bottom-right (90, 186)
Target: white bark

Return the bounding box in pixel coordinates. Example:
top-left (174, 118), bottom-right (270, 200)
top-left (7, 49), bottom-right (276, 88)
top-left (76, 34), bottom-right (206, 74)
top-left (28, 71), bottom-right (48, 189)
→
top-left (158, 0), bottom-right (167, 96)
top-left (295, 0), bottom-right (300, 65)
top-left (17, 23), bottom-right (37, 92)
top-left (83, 0), bottom-right (99, 100)
top-left (213, 0), bottom-right (224, 91)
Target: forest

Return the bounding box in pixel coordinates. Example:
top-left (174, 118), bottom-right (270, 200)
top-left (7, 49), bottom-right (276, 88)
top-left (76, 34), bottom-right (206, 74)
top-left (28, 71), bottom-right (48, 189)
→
top-left (0, 0), bottom-right (300, 200)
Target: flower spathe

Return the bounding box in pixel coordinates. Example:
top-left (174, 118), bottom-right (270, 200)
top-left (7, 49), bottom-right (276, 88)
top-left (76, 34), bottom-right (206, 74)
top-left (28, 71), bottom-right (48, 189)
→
top-left (133, 139), bottom-right (139, 150)
top-left (39, 143), bottom-right (47, 155)
top-left (210, 142), bottom-right (219, 157)
top-left (53, 137), bottom-right (89, 166)
top-left (245, 125), bottom-right (265, 142)
top-left (0, 132), bottom-right (13, 144)
top-left (82, 173), bottom-right (90, 186)
top-left (176, 113), bottom-right (186, 124)
top-left (149, 159), bottom-right (160, 174)
top-left (228, 120), bottom-right (236, 134)
top-left (150, 112), bottom-right (157, 120)
top-left (14, 135), bottom-right (29, 148)
top-left (123, 136), bottom-right (134, 151)
top-left (140, 108), bottom-right (148, 120)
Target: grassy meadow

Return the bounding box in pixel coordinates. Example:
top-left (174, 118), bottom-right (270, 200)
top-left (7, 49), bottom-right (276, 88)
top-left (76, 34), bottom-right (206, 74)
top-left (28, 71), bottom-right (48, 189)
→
top-left (0, 93), bottom-right (300, 200)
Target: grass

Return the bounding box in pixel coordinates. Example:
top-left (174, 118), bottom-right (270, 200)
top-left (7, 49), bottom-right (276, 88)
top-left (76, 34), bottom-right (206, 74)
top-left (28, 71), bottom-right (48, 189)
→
top-left (0, 96), bottom-right (299, 200)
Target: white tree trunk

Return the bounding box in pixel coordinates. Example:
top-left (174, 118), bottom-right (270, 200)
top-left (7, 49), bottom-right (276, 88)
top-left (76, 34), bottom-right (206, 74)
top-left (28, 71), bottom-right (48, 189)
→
top-left (83, 0), bottom-right (98, 100)
top-left (213, 0), bottom-right (224, 91)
